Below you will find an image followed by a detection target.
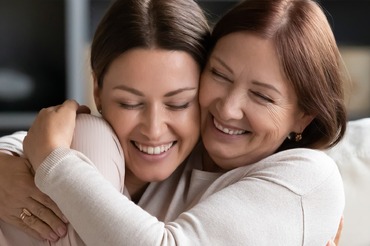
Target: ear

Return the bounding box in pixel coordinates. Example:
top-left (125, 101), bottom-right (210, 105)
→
top-left (294, 112), bottom-right (315, 133)
top-left (93, 72), bottom-right (102, 112)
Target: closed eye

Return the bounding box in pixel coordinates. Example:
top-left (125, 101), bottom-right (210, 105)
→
top-left (167, 102), bottom-right (190, 110)
top-left (251, 91), bottom-right (275, 103)
top-left (211, 68), bottom-right (232, 82)
top-left (119, 103), bottom-right (143, 110)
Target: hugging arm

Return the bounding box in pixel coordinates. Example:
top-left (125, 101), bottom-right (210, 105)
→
top-left (0, 132), bottom-right (67, 241)
top-left (23, 100), bottom-right (344, 245)
top-left (32, 147), bottom-right (344, 246)
top-left (0, 108), bottom-right (125, 243)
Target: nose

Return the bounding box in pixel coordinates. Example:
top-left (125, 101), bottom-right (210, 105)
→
top-left (141, 104), bottom-right (167, 141)
top-left (216, 90), bottom-right (244, 121)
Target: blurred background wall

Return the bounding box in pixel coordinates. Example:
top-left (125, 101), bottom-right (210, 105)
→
top-left (1, 0), bottom-right (370, 136)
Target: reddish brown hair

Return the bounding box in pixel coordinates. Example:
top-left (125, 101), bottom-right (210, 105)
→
top-left (211, 0), bottom-right (348, 150)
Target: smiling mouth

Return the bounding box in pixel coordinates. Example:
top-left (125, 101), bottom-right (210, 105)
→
top-left (132, 141), bottom-right (176, 155)
top-left (213, 118), bottom-right (248, 135)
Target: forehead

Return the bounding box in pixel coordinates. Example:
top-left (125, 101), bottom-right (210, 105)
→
top-left (103, 48), bottom-right (201, 92)
top-left (212, 32), bottom-right (280, 72)
top-left (211, 32), bottom-right (294, 94)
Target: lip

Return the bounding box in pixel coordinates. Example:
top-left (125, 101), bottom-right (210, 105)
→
top-left (130, 140), bottom-right (177, 161)
top-left (210, 115), bottom-right (249, 137)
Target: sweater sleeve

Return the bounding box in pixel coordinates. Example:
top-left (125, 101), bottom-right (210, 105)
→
top-left (35, 147), bottom-right (344, 246)
top-left (35, 148), bottom-right (168, 246)
top-left (0, 131), bottom-right (26, 156)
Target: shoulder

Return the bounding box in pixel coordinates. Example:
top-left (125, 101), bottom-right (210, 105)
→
top-left (76, 113), bottom-right (111, 129)
top-left (73, 114), bottom-right (120, 152)
top-left (240, 148), bottom-right (342, 196)
top-left (74, 114), bottom-right (116, 137)
top-left (262, 148), bottom-right (337, 171)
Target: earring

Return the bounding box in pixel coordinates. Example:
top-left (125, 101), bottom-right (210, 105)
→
top-left (98, 109), bottom-right (102, 114)
top-left (295, 133), bottom-right (302, 142)
top-left (287, 132), bottom-right (302, 142)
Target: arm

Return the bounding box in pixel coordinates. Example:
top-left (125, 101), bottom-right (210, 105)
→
top-left (0, 134), bottom-right (67, 241)
top-left (24, 101), bottom-right (345, 245)
top-left (0, 131), bottom-right (27, 156)
top-left (32, 147), bottom-right (344, 245)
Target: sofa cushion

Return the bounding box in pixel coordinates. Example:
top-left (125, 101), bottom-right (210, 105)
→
top-left (325, 118), bottom-right (370, 246)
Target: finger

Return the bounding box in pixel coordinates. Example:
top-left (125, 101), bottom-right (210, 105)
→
top-left (21, 213), bottom-right (60, 242)
top-left (16, 221), bottom-right (44, 241)
top-left (57, 99), bottom-right (79, 113)
top-left (25, 159), bottom-right (66, 223)
top-left (32, 198), bottom-right (69, 229)
top-left (26, 197), bottom-right (68, 237)
top-left (1, 212), bottom-right (44, 241)
top-left (77, 105), bottom-right (91, 114)
top-left (32, 192), bottom-right (68, 223)
top-left (334, 216), bottom-right (344, 245)
top-left (326, 239), bottom-right (335, 246)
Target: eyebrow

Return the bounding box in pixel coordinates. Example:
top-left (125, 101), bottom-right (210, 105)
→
top-left (113, 85), bottom-right (197, 97)
top-left (164, 87), bottom-right (197, 97)
top-left (252, 80), bottom-right (282, 95)
top-left (113, 85), bottom-right (144, 96)
top-left (212, 56), bottom-right (233, 74)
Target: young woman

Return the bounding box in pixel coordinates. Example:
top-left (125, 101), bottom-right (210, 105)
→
top-left (0, 0), bottom-right (210, 244)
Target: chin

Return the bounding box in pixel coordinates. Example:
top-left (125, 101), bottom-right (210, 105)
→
top-left (139, 171), bottom-right (172, 183)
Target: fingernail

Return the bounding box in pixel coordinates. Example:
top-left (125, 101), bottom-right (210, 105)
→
top-left (57, 226), bottom-right (67, 236)
top-left (49, 232), bottom-right (59, 241)
top-left (62, 215), bottom-right (69, 223)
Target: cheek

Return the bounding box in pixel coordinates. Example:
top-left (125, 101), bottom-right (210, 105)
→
top-left (199, 77), bottom-right (215, 109)
top-left (252, 106), bottom-right (293, 139)
top-left (179, 107), bottom-right (201, 135)
top-left (104, 112), bottom-right (133, 140)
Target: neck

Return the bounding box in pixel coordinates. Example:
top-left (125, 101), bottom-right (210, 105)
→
top-left (125, 172), bottom-right (149, 204)
top-left (201, 149), bottom-right (224, 172)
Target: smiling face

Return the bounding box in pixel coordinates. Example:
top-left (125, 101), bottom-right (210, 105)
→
top-left (95, 48), bottom-right (200, 188)
top-left (199, 32), bottom-right (313, 171)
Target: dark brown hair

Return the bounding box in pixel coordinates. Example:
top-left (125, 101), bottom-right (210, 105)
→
top-left (91, 0), bottom-right (211, 87)
top-left (211, 0), bottom-right (348, 150)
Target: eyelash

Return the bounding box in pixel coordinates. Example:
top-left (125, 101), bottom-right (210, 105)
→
top-left (166, 103), bottom-right (190, 111)
top-left (211, 68), bottom-right (231, 82)
top-left (119, 102), bottom-right (190, 110)
top-left (119, 103), bottom-right (142, 110)
top-left (251, 91), bottom-right (274, 103)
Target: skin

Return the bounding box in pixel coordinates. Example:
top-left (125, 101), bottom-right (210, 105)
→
top-left (200, 32), bottom-right (314, 171)
top-left (94, 48), bottom-right (201, 199)
top-left (0, 152), bottom-right (66, 241)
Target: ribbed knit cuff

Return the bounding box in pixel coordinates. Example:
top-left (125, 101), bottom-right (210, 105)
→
top-left (34, 147), bottom-right (76, 190)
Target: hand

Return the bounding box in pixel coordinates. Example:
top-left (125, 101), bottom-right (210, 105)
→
top-left (23, 100), bottom-right (90, 170)
top-left (0, 152), bottom-right (68, 241)
top-left (326, 216), bottom-right (344, 246)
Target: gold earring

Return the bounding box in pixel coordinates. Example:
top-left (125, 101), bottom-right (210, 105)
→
top-left (295, 133), bottom-right (302, 142)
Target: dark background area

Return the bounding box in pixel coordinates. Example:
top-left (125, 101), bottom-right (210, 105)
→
top-left (1, 0), bottom-right (370, 136)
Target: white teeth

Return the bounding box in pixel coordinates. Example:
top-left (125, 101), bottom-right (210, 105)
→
top-left (134, 142), bottom-right (173, 155)
top-left (213, 118), bottom-right (246, 135)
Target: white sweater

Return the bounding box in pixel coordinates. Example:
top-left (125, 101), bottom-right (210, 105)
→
top-left (0, 115), bottom-right (344, 246)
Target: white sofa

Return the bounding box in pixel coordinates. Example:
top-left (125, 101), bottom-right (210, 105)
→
top-left (325, 118), bottom-right (370, 246)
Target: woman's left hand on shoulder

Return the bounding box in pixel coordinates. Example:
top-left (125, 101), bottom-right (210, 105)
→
top-left (23, 100), bottom-right (90, 170)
